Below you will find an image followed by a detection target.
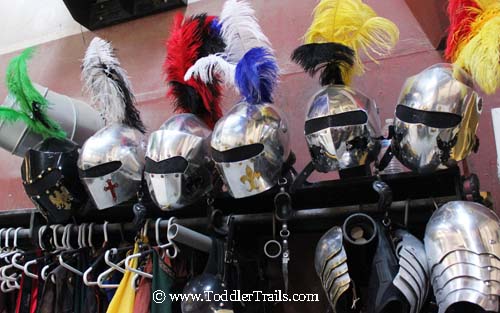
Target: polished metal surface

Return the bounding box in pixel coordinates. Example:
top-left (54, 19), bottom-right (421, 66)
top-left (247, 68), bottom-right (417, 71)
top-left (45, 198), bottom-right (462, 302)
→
top-left (211, 102), bottom-right (290, 198)
top-left (392, 63), bottom-right (482, 173)
top-left (393, 275), bottom-right (418, 313)
top-left (181, 273), bottom-right (233, 313)
top-left (424, 201), bottom-right (500, 269)
top-left (433, 263), bottom-right (500, 287)
top-left (78, 124), bottom-right (145, 209)
top-left (315, 226), bottom-right (344, 276)
top-left (315, 226), bottom-right (352, 312)
top-left (305, 85), bottom-right (381, 172)
top-left (425, 201), bottom-right (500, 313)
top-left (146, 114), bottom-right (212, 210)
top-left (433, 250), bottom-right (500, 273)
top-left (435, 276), bottom-right (500, 301)
top-left (327, 273), bottom-right (351, 313)
top-left (394, 230), bottom-right (429, 313)
top-left (323, 261), bottom-right (349, 291)
top-left (438, 289), bottom-right (499, 313)
top-left (400, 257), bottom-right (425, 311)
top-left (322, 252), bottom-right (348, 283)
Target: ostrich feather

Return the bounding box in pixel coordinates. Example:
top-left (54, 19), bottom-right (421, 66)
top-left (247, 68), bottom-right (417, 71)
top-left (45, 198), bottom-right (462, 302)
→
top-left (291, 43), bottom-right (355, 85)
top-left (445, 0), bottom-right (480, 61)
top-left (235, 47), bottom-right (279, 104)
top-left (218, 0), bottom-right (272, 63)
top-left (455, 15), bottom-right (500, 94)
top-left (164, 14), bottom-right (225, 128)
top-left (302, 0), bottom-right (399, 81)
top-left (82, 37), bottom-right (145, 133)
top-left (2, 48), bottom-right (65, 139)
top-left (184, 54), bottom-right (236, 86)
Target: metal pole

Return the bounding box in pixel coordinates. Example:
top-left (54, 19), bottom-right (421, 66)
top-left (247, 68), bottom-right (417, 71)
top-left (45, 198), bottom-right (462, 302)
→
top-left (0, 196), bottom-right (455, 244)
top-left (167, 223), bottom-right (212, 252)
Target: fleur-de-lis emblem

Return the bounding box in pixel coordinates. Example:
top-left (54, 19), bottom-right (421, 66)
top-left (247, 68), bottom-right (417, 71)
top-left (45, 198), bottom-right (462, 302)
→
top-left (240, 165), bottom-right (261, 192)
top-left (48, 186), bottom-right (73, 210)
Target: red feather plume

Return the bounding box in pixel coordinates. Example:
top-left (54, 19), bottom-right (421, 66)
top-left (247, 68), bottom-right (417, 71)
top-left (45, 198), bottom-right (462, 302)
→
top-left (445, 0), bottom-right (480, 61)
top-left (163, 13), bottom-right (223, 128)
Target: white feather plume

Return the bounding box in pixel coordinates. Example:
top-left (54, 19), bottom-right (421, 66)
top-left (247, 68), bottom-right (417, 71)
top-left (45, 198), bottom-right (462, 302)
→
top-left (184, 54), bottom-right (236, 86)
top-left (219, 0), bottom-right (272, 63)
top-left (81, 37), bottom-right (132, 126)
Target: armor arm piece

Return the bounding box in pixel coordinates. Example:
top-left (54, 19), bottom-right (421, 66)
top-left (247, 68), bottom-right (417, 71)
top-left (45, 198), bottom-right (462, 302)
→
top-left (425, 201), bottom-right (500, 313)
top-left (314, 226), bottom-right (354, 313)
top-left (424, 201), bottom-right (500, 269)
top-left (393, 229), bottom-right (430, 313)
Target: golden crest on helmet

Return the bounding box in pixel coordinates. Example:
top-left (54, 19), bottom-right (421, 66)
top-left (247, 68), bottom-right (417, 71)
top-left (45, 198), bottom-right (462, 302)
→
top-left (240, 165), bottom-right (262, 192)
top-left (48, 186), bottom-right (73, 210)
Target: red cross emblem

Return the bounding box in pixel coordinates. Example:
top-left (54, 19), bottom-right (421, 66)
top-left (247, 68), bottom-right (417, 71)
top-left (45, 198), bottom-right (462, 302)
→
top-left (104, 179), bottom-right (119, 202)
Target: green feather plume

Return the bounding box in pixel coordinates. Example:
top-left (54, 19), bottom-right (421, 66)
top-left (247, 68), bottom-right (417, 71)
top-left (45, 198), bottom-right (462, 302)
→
top-left (1, 47), bottom-right (66, 139)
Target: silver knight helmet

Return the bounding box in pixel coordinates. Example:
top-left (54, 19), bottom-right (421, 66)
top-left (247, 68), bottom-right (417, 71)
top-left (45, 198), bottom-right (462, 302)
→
top-left (78, 124), bottom-right (145, 210)
top-left (22, 138), bottom-right (88, 224)
top-left (305, 85), bottom-right (382, 172)
top-left (424, 201), bottom-right (500, 313)
top-left (211, 103), bottom-right (290, 198)
top-left (145, 114), bottom-right (213, 210)
top-left (392, 63), bottom-right (482, 173)
top-left (79, 37), bottom-right (147, 210)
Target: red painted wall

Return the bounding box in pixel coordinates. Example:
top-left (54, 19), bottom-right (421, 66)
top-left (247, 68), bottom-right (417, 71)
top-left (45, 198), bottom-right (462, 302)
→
top-left (0, 0), bottom-right (498, 211)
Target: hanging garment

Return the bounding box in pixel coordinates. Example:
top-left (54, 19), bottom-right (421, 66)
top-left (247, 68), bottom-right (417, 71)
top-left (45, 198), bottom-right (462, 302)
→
top-left (34, 255), bottom-right (50, 313)
top-left (16, 272), bottom-right (33, 313)
top-left (151, 250), bottom-right (175, 313)
top-left (74, 249), bottom-right (96, 313)
top-left (133, 256), bottom-right (153, 313)
top-left (29, 264), bottom-right (39, 313)
top-left (38, 265), bottom-right (75, 313)
top-left (106, 243), bottom-right (139, 313)
top-left (103, 272), bottom-right (122, 303)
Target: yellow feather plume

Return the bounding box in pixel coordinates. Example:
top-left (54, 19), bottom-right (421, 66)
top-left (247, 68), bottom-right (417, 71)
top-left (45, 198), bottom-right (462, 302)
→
top-left (455, 15), bottom-right (500, 94)
top-left (304, 0), bottom-right (399, 79)
top-left (453, 1), bottom-right (500, 94)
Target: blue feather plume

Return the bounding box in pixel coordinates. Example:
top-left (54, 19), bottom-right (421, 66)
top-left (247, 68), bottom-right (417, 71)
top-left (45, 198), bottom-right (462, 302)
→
top-left (235, 47), bottom-right (278, 104)
top-left (210, 18), bottom-right (223, 38)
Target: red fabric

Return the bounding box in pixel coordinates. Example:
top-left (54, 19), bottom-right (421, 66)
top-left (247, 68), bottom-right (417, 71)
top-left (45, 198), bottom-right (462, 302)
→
top-left (163, 14), bottom-right (223, 128)
top-left (445, 0), bottom-right (480, 61)
top-left (14, 275), bottom-right (24, 313)
top-left (29, 269), bottom-right (38, 313)
top-left (132, 257), bottom-right (153, 313)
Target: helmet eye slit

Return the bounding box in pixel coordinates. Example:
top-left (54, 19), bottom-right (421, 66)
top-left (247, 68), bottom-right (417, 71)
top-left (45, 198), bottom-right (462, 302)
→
top-left (211, 144), bottom-right (264, 163)
top-left (396, 105), bottom-right (462, 129)
top-left (145, 156), bottom-right (188, 174)
top-left (304, 111), bottom-right (368, 135)
top-left (79, 161), bottom-right (122, 178)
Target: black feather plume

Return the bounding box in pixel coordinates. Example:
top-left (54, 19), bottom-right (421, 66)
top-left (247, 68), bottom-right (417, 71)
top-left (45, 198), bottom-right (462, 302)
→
top-left (194, 14), bottom-right (226, 57)
top-left (106, 66), bottom-right (146, 133)
top-left (291, 43), bottom-right (355, 86)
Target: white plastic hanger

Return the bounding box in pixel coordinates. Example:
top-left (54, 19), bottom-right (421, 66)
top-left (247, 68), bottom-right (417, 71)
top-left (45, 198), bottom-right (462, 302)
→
top-left (40, 225), bottom-right (65, 282)
top-left (58, 225), bottom-right (83, 276)
top-left (83, 223), bottom-right (107, 286)
top-left (23, 225), bottom-right (48, 279)
top-left (97, 222), bottom-right (129, 289)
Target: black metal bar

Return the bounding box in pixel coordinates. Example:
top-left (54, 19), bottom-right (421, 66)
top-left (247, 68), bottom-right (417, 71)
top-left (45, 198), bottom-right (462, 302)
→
top-left (0, 196), bottom-right (456, 245)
